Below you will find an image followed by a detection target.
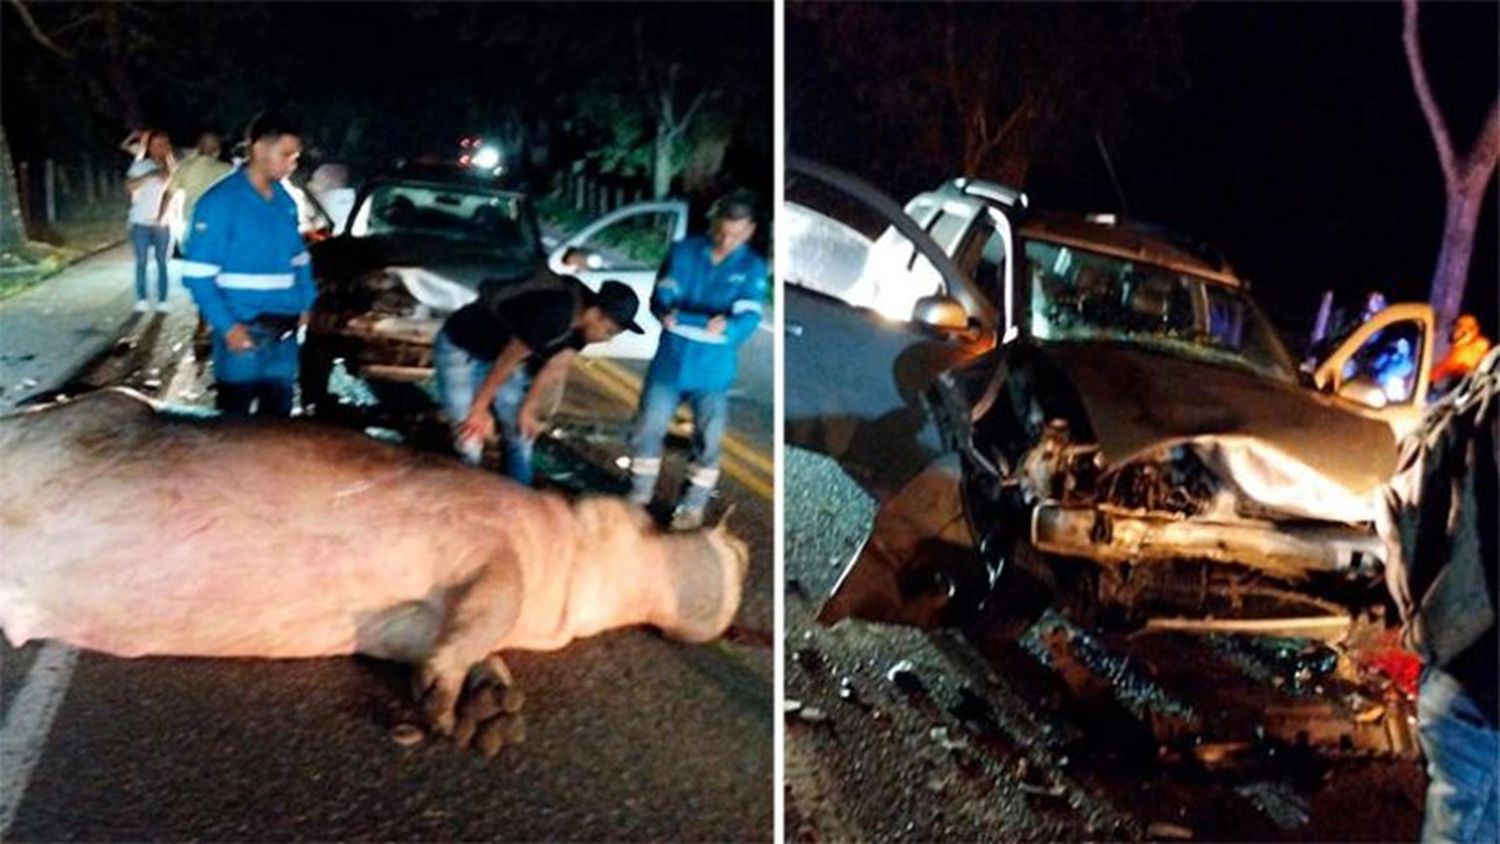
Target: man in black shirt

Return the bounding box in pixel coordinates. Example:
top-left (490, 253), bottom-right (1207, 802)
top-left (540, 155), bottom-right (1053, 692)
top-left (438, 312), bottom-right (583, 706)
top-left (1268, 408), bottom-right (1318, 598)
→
top-left (435, 273), bottom-right (643, 484)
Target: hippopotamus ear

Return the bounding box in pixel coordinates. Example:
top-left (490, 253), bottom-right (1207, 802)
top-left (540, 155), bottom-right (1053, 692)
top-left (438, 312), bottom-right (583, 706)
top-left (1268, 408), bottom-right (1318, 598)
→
top-left (712, 504), bottom-right (738, 539)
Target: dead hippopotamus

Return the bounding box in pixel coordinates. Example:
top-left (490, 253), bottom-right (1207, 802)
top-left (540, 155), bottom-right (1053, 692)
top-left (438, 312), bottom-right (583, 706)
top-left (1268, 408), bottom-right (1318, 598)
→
top-left (0, 388), bottom-right (748, 756)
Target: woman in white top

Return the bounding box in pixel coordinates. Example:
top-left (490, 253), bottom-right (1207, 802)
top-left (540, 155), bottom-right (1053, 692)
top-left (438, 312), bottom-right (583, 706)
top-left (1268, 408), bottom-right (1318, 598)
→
top-left (124, 130), bottom-right (176, 313)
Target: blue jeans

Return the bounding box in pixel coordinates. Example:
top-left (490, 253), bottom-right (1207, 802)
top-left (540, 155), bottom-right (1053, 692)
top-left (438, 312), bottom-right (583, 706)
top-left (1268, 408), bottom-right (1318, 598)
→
top-left (1417, 666), bottom-right (1500, 843)
top-left (628, 376), bottom-right (729, 511)
top-left (211, 324), bottom-right (300, 417)
top-left (130, 223), bottom-right (171, 302)
top-left (434, 330), bottom-right (536, 485)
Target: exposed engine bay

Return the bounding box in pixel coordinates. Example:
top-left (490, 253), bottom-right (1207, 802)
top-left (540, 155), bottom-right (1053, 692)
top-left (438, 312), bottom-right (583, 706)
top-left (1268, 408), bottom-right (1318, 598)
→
top-left (938, 350), bottom-right (1393, 642)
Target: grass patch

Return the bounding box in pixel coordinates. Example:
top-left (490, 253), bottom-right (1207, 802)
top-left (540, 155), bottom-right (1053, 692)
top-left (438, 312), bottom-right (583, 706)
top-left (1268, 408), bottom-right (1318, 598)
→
top-left (0, 244), bottom-right (79, 301)
top-left (0, 204), bottom-right (128, 302)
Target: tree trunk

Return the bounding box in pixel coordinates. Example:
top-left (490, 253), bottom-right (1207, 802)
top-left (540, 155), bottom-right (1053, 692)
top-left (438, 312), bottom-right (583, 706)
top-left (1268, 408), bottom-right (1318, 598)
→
top-left (0, 123), bottom-right (29, 253)
top-left (1402, 0), bottom-right (1499, 364)
top-left (652, 129), bottom-right (673, 199)
top-left (99, 4), bottom-right (144, 128)
top-left (1429, 185), bottom-right (1488, 353)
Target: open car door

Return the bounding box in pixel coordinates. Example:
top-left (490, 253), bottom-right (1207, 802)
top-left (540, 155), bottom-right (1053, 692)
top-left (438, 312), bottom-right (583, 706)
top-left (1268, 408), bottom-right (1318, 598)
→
top-left (1314, 302), bottom-right (1435, 440)
top-left (785, 157), bottom-right (1012, 629)
top-left (547, 200), bottom-right (689, 360)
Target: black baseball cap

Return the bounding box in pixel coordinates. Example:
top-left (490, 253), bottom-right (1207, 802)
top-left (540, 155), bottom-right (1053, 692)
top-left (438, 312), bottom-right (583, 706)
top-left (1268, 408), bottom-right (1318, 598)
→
top-left (590, 280), bottom-right (645, 334)
top-left (709, 189), bottom-right (758, 222)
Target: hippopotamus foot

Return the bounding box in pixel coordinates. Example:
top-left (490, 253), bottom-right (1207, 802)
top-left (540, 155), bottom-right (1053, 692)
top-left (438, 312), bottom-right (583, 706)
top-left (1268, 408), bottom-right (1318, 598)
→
top-left (451, 654), bottom-right (527, 758)
top-left (413, 653), bottom-right (525, 757)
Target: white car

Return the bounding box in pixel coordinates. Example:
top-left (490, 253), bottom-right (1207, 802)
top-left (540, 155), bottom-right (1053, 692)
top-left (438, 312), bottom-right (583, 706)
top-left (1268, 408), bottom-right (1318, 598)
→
top-left (300, 161), bottom-right (686, 410)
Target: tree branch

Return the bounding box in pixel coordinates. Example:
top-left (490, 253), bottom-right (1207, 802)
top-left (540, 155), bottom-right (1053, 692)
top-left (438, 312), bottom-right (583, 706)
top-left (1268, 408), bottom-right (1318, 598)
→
top-left (663, 62), bottom-right (681, 127)
top-left (1461, 98), bottom-right (1500, 193)
top-left (6, 0), bottom-right (76, 60)
top-left (972, 94), bottom-right (1032, 169)
top-left (943, 8), bottom-right (966, 133)
top-left (1402, 0), bottom-right (1459, 189)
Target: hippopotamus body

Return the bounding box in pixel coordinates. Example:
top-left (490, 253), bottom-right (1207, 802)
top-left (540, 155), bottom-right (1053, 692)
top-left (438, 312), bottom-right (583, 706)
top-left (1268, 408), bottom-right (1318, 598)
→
top-left (0, 389), bottom-right (748, 750)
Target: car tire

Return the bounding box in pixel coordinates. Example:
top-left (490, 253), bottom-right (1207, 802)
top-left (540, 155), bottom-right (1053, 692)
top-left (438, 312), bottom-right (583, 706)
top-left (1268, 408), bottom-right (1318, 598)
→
top-left (963, 534), bottom-right (1054, 644)
top-left (957, 456), bottom-right (1054, 642)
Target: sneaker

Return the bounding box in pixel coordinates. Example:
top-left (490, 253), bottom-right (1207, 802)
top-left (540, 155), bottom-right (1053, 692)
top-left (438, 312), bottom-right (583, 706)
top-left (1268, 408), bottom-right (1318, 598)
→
top-left (669, 506), bottom-right (706, 532)
top-left (132, 300), bottom-right (150, 313)
top-left (155, 300), bottom-right (173, 314)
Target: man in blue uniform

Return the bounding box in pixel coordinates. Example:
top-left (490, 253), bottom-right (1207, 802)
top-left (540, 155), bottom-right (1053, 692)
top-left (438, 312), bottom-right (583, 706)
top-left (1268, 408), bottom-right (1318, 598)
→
top-left (628, 192), bottom-right (768, 529)
top-left (181, 112), bottom-right (315, 416)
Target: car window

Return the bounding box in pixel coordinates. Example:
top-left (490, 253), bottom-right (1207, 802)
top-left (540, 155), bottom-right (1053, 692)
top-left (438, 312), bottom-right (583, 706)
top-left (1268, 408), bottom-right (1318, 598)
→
top-left (1026, 238), bottom-right (1297, 382)
top-left (783, 170), bottom-right (992, 326)
top-left (572, 211), bottom-right (679, 272)
top-left (862, 205), bottom-right (979, 322)
top-left (1342, 319), bottom-right (1423, 404)
top-left (954, 223), bottom-right (1007, 319)
top-left (349, 182), bottom-right (540, 262)
top-left (925, 209), bottom-right (971, 259)
top-left (783, 201), bottom-right (872, 301)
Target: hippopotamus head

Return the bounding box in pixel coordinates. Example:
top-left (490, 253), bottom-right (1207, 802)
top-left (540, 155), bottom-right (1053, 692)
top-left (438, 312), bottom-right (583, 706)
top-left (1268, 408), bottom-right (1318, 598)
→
top-left (569, 497), bottom-right (749, 644)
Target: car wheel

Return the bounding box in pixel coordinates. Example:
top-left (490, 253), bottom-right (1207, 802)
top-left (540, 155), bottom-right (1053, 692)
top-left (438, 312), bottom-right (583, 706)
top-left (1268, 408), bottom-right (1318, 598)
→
top-left (958, 457), bottom-right (1054, 642)
top-left (963, 533), bottom-right (1054, 644)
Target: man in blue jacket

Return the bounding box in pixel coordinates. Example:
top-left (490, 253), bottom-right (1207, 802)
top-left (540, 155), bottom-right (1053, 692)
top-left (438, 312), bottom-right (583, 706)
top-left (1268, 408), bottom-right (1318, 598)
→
top-left (181, 112), bottom-right (315, 416)
top-left (628, 192), bottom-right (768, 529)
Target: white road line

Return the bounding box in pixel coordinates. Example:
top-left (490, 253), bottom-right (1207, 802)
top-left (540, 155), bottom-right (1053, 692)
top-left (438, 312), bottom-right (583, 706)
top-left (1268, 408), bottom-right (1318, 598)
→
top-left (0, 642), bottom-right (79, 835)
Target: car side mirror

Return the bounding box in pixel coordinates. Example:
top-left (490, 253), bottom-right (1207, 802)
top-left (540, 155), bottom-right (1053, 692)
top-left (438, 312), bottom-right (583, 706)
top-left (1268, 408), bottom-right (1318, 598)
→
top-left (911, 295), bottom-right (969, 332)
top-left (1336, 376), bottom-right (1388, 409)
top-left (560, 247), bottom-right (604, 271)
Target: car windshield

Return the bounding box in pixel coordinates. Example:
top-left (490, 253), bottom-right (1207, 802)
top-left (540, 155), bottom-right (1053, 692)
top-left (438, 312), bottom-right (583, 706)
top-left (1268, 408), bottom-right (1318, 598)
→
top-left (350, 181), bottom-right (539, 261)
top-left (1024, 238), bottom-right (1298, 382)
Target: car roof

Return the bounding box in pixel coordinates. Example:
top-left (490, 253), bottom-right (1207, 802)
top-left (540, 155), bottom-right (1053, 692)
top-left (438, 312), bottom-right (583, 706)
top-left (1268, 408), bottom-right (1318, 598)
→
top-left (1019, 211), bottom-right (1242, 286)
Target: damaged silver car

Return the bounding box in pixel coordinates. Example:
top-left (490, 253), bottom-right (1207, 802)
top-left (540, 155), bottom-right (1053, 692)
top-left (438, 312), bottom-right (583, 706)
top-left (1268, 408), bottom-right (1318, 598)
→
top-left (301, 161), bottom-right (687, 413)
top-left (785, 157), bottom-right (1436, 640)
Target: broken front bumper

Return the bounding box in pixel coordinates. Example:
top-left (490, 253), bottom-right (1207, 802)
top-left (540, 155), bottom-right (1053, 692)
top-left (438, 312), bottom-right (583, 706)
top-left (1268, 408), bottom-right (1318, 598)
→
top-left (1031, 502), bottom-right (1384, 578)
top-left (306, 312), bottom-right (442, 382)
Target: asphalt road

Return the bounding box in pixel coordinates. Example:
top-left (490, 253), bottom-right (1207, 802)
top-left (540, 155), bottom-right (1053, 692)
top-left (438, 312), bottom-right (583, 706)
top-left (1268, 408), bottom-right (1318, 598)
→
top-left (0, 247), bottom-right (774, 841)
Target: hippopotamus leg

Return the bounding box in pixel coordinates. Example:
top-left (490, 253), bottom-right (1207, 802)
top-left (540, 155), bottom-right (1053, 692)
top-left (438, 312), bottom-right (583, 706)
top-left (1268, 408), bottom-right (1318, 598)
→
top-left (413, 552), bottom-right (524, 739)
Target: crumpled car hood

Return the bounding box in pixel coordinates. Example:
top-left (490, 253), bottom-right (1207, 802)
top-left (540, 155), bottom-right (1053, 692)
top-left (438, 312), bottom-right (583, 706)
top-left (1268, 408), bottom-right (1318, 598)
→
top-left (312, 234), bottom-right (538, 291)
top-left (1041, 343), bottom-right (1398, 504)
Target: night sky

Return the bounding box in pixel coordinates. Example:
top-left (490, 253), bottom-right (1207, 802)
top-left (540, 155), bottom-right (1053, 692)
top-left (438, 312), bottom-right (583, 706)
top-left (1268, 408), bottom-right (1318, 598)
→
top-left (790, 1), bottom-right (1497, 343)
top-left (3, 2), bottom-right (773, 203)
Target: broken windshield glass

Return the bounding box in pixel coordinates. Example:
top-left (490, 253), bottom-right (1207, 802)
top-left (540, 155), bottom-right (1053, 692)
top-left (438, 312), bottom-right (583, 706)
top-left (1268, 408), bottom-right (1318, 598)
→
top-left (1024, 239), bottom-right (1297, 382)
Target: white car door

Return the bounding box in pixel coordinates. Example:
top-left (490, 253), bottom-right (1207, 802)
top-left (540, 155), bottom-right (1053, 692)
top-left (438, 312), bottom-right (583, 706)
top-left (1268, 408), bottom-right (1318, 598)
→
top-left (1313, 302), bottom-right (1436, 441)
top-left (547, 201), bottom-right (689, 360)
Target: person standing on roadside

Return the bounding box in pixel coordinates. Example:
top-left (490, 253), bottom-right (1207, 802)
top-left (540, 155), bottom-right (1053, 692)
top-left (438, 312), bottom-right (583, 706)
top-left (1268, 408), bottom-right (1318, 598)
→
top-left (627, 191), bottom-right (768, 530)
top-left (181, 112), bottom-right (315, 417)
top-left (125, 130), bottom-right (175, 313)
top-left (161, 130), bottom-right (232, 250)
